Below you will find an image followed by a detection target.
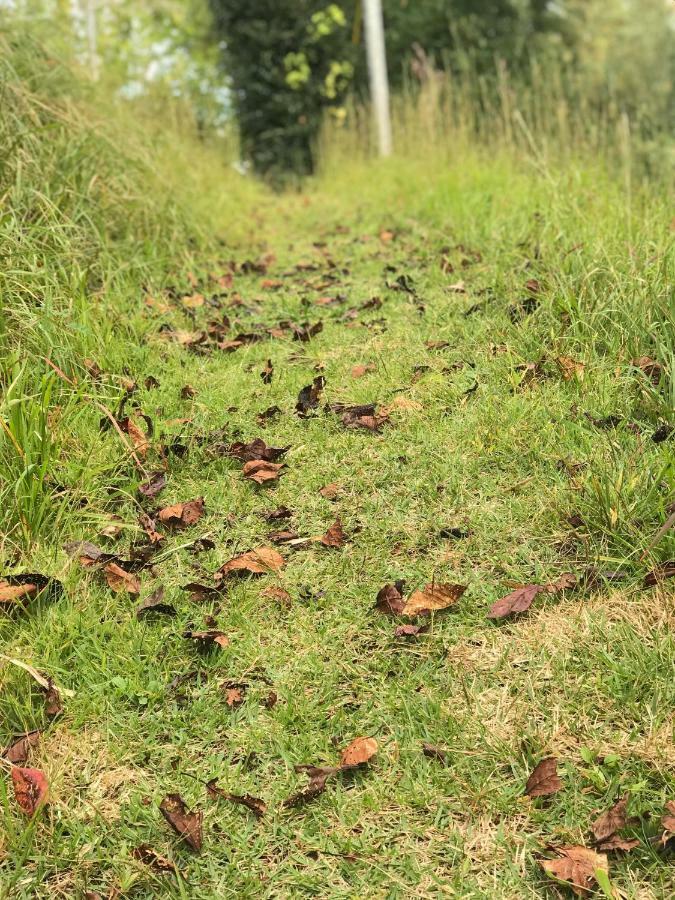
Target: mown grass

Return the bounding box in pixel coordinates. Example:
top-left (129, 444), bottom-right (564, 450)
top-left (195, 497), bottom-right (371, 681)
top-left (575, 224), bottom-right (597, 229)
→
top-left (1, 34), bottom-right (674, 900)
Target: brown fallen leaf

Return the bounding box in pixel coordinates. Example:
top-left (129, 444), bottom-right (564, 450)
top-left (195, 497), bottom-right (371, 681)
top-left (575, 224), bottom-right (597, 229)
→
top-left (218, 547), bottom-right (285, 578)
top-left (119, 416), bottom-right (150, 457)
top-left (261, 359), bottom-right (274, 384)
top-left (394, 623), bottom-right (423, 638)
top-left (375, 582), bottom-right (406, 615)
top-left (138, 471), bottom-right (167, 498)
top-left (262, 505), bottom-right (293, 522)
top-left (283, 765), bottom-right (339, 807)
top-left (320, 519), bottom-right (346, 548)
top-left (183, 630), bottom-right (230, 649)
top-left (260, 585), bottom-right (292, 606)
top-left (242, 460), bottom-right (284, 484)
top-left (340, 736), bottom-right (378, 768)
top-left (488, 584), bottom-right (543, 619)
top-left (351, 364), bottom-right (376, 378)
top-left (11, 766), bottom-right (49, 816)
top-left (660, 800), bottom-right (675, 845)
top-left (2, 730), bottom-right (40, 765)
top-left (159, 794), bottom-right (203, 851)
top-left (318, 482), bottom-right (340, 500)
top-left (296, 376), bottom-right (325, 417)
top-left (228, 439), bottom-right (288, 463)
top-left (329, 402), bottom-right (389, 432)
top-left (556, 356), bottom-right (585, 381)
top-left (284, 736), bottom-right (378, 808)
top-left (221, 681), bottom-right (246, 707)
top-left (104, 562), bottom-right (141, 595)
top-left (43, 678), bottom-right (63, 717)
top-left (644, 561), bottom-right (675, 586)
top-left (402, 582), bottom-right (466, 616)
top-left (0, 573), bottom-right (61, 606)
top-left (136, 586), bottom-right (175, 618)
top-left (132, 844), bottom-right (179, 875)
top-left (597, 836), bottom-right (640, 852)
top-left (525, 757), bottom-right (562, 798)
top-left (422, 743), bottom-right (449, 765)
top-left (592, 795), bottom-right (629, 842)
top-left (631, 356), bottom-right (663, 384)
top-left (206, 780), bottom-right (266, 818)
top-left (540, 845), bottom-right (608, 896)
top-left (158, 498), bottom-right (204, 528)
top-left (545, 573), bottom-right (578, 593)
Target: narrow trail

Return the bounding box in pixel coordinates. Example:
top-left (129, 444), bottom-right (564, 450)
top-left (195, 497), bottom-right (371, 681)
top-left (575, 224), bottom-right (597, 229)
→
top-left (3, 178), bottom-right (673, 898)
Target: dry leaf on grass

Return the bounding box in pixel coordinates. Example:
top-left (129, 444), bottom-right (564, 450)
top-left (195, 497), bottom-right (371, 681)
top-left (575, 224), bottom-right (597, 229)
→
top-left (260, 585), bottom-right (292, 606)
top-left (540, 845), bottom-right (608, 896)
top-left (183, 630), bottom-right (230, 649)
top-left (375, 581), bottom-right (465, 617)
top-left (556, 356), bottom-right (585, 380)
top-left (525, 757), bottom-right (562, 797)
top-left (136, 586), bottom-right (175, 618)
top-left (660, 800), bottom-right (675, 845)
top-left (218, 547), bottom-right (285, 578)
top-left (284, 737), bottom-right (378, 808)
top-left (0, 573), bottom-right (62, 607)
top-left (2, 730), bottom-right (40, 764)
top-left (159, 794), bottom-right (203, 851)
top-left (351, 364), bottom-right (376, 378)
top-left (158, 498), bottom-right (204, 528)
top-left (320, 519), bottom-right (346, 548)
top-left (132, 844), bottom-right (179, 876)
top-left (242, 460), bottom-right (284, 484)
top-left (11, 766), bottom-right (49, 816)
top-left (319, 482), bottom-right (340, 500)
top-left (489, 574), bottom-right (576, 619)
top-left (104, 562), bottom-right (141, 595)
top-left (206, 780), bottom-right (266, 818)
top-left (592, 795), bottom-right (630, 843)
top-left (228, 439), bottom-right (288, 462)
top-left (422, 743), bottom-right (449, 765)
top-left (138, 471), bottom-right (167, 498)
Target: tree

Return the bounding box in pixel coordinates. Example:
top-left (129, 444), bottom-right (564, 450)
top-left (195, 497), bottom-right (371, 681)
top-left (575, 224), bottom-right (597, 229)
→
top-left (209, 1), bottom-right (355, 179)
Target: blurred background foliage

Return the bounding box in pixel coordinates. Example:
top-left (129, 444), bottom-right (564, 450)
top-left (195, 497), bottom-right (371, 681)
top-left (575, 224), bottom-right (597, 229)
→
top-left (1, 0), bottom-right (674, 179)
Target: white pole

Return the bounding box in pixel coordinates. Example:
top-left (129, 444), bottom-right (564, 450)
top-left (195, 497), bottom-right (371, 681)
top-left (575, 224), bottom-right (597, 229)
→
top-left (85, 0), bottom-right (99, 80)
top-left (363, 0), bottom-right (392, 157)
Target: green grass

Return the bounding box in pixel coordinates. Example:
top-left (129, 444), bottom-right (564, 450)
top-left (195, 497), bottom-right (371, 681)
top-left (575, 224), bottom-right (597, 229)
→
top-left (1, 36), bottom-right (674, 900)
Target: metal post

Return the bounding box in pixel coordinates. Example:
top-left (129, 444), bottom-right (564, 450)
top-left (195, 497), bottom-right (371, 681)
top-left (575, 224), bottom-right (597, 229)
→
top-left (363, 0), bottom-right (392, 157)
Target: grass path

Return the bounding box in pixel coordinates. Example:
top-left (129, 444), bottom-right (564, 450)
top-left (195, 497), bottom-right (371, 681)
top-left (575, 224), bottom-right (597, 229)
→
top-left (1, 155), bottom-right (674, 898)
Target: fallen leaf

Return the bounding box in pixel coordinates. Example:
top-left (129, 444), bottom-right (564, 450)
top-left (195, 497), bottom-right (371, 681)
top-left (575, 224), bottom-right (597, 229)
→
top-left (243, 460), bottom-right (284, 484)
top-left (592, 795), bottom-right (629, 842)
top-left (228, 439), bottom-right (288, 463)
top-left (257, 359), bottom-right (274, 385)
top-left (180, 384), bottom-right (196, 399)
top-left (0, 573), bottom-right (61, 606)
top-left (540, 846), bottom-right (608, 896)
top-left (375, 582), bottom-right (406, 615)
top-left (644, 561), bottom-right (675, 586)
top-left (631, 356), bottom-right (663, 384)
top-left (394, 623), bottom-right (424, 637)
top-left (402, 582), bottom-right (466, 616)
top-left (426, 340), bottom-right (449, 350)
top-left (283, 765), bottom-right (339, 807)
top-left (138, 471), bottom-right (167, 498)
top-left (119, 416), bottom-right (150, 457)
top-left (11, 767), bottom-right (49, 816)
top-left (545, 573), bottom-right (578, 593)
top-left (261, 585), bottom-right (292, 606)
top-left (104, 562), bottom-right (141, 595)
top-left (132, 844), bottom-right (178, 875)
top-left (422, 743), bottom-right (449, 764)
top-left (525, 757), bottom-right (562, 798)
top-left (319, 482), bottom-right (340, 500)
top-left (262, 505), bottom-right (293, 521)
top-left (2, 730), bottom-right (40, 764)
top-left (488, 584), bottom-right (542, 619)
top-left (183, 630), bottom-right (230, 649)
top-left (136, 586), bottom-right (175, 618)
top-left (660, 800), bottom-right (675, 844)
top-left (556, 356), bottom-right (586, 380)
top-left (447, 280), bottom-right (466, 293)
top-left (320, 519), bottom-right (346, 548)
top-left (218, 547), bottom-right (285, 578)
top-left (351, 364), bottom-right (376, 378)
top-left (159, 794), bottom-right (203, 851)
top-left (329, 402), bottom-right (389, 432)
top-left (221, 681), bottom-right (246, 707)
top-left (206, 780), bottom-right (266, 818)
top-left (181, 582), bottom-right (225, 602)
top-left (596, 836), bottom-right (640, 852)
top-left (158, 498), bottom-right (204, 528)
top-left (296, 376), bottom-right (325, 417)
top-left (340, 736), bottom-right (378, 768)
